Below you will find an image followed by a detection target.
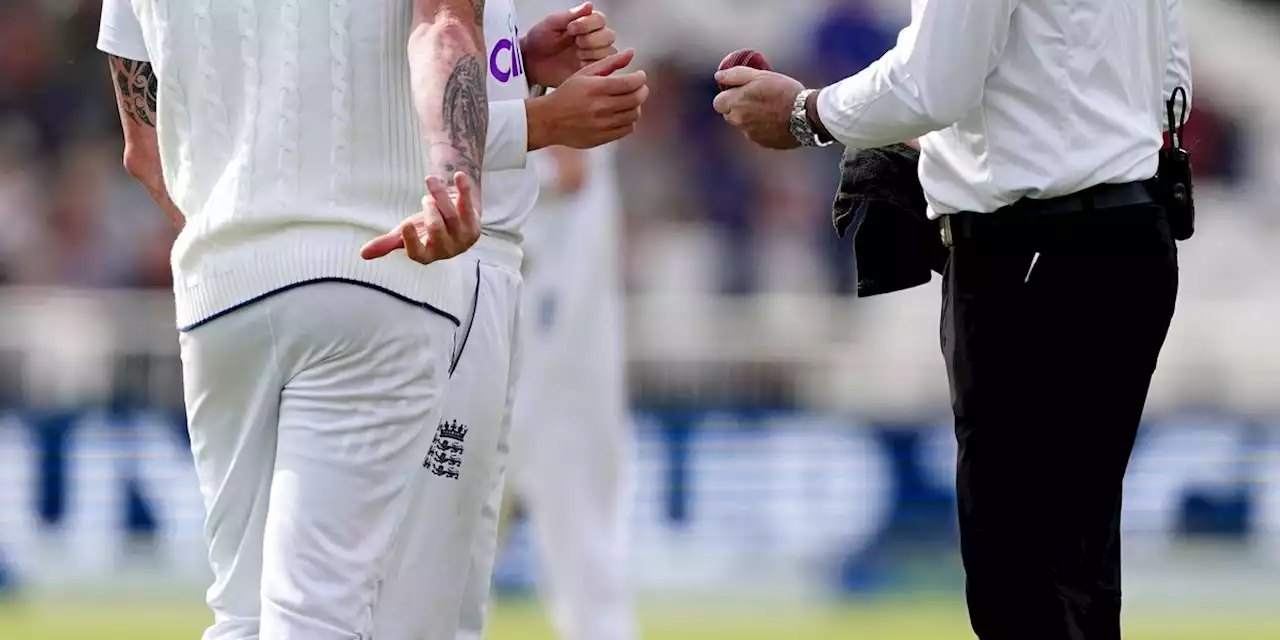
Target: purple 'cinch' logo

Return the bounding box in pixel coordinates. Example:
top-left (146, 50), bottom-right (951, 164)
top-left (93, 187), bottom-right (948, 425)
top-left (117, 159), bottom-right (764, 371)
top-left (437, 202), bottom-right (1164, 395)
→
top-left (489, 28), bottom-right (523, 83)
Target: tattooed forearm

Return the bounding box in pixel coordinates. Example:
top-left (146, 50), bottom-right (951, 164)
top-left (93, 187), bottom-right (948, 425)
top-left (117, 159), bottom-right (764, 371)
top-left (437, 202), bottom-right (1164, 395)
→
top-left (106, 56), bottom-right (182, 229)
top-left (408, 3), bottom-right (489, 190)
top-left (433, 55), bottom-right (488, 186)
top-left (471, 0), bottom-right (485, 26)
top-left (110, 56), bottom-right (158, 128)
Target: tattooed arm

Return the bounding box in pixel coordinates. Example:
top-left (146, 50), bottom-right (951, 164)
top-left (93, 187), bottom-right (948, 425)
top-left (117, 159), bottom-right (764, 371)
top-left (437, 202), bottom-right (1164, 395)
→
top-left (109, 55), bottom-right (184, 230)
top-left (410, 0), bottom-right (488, 192)
top-left (356, 0), bottom-right (485, 265)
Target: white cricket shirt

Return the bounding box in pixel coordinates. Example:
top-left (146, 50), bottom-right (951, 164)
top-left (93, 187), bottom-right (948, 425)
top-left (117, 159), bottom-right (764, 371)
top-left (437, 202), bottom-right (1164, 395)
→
top-left (815, 0), bottom-right (1192, 217)
top-left (98, 0), bottom-right (535, 328)
top-left (479, 0), bottom-right (539, 244)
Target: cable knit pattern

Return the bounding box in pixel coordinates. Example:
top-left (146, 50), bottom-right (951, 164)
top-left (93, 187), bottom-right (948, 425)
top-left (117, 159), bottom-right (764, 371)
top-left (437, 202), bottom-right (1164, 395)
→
top-left (235, 0), bottom-right (260, 211)
top-left (276, 0), bottom-right (301, 213)
top-left (193, 0), bottom-right (230, 147)
top-left (329, 0), bottom-right (353, 210)
top-left (104, 0), bottom-right (467, 329)
top-left (150, 0), bottom-right (193, 210)
top-left (191, 0), bottom-right (235, 229)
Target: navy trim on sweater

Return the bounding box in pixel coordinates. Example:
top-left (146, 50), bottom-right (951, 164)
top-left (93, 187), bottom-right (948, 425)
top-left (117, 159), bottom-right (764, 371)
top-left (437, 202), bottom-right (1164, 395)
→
top-left (176, 278), bottom-right (462, 332)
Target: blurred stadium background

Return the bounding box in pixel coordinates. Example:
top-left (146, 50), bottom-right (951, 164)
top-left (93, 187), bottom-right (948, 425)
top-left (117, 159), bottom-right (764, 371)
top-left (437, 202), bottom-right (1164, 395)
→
top-left (2, 0), bottom-right (1280, 638)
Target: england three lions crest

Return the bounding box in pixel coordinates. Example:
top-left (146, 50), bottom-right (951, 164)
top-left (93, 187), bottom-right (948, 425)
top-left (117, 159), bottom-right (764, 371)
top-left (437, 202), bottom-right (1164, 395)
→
top-left (425, 420), bottom-right (467, 479)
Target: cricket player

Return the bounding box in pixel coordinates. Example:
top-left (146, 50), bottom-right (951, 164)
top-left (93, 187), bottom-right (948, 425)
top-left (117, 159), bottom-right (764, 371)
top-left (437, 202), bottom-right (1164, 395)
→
top-left (463, 5), bottom-right (637, 634)
top-left (361, 2), bottom-right (649, 639)
top-left (98, 0), bottom-right (490, 638)
top-left (508, 142), bottom-right (637, 640)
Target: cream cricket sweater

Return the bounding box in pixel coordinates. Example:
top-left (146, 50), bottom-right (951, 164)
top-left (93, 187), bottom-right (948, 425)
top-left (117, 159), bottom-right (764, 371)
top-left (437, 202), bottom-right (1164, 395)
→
top-left (98, 0), bottom-right (534, 329)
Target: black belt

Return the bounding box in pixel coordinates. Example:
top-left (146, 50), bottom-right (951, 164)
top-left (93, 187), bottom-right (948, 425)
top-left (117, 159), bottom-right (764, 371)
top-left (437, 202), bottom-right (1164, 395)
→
top-left (940, 181), bottom-right (1154, 247)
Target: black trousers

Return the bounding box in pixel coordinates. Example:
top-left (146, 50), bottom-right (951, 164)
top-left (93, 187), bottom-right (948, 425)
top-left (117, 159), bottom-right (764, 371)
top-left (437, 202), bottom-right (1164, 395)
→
top-left (941, 202), bottom-right (1179, 640)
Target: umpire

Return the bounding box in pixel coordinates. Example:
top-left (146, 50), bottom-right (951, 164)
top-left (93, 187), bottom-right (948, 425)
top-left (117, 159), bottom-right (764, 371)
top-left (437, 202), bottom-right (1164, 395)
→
top-left (713, 0), bottom-right (1191, 638)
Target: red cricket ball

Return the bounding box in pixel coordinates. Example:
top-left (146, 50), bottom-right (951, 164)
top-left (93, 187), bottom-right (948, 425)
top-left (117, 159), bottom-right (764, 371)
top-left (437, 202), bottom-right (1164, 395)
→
top-left (717, 48), bottom-right (771, 90)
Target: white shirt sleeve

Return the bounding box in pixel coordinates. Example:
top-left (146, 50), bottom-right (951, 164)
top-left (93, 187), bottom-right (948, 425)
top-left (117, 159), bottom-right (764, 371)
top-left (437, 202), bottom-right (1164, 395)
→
top-left (1162, 0), bottom-right (1192, 130)
top-left (97, 0), bottom-right (150, 62)
top-left (815, 0), bottom-right (1020, 149)
top-left (485, 99), bottom-right (529, 172)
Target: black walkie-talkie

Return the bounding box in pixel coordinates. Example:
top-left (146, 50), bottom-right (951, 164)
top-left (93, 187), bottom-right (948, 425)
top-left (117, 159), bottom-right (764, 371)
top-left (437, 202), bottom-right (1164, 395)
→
top-left (1152, 86), bottom-right (1194, 241)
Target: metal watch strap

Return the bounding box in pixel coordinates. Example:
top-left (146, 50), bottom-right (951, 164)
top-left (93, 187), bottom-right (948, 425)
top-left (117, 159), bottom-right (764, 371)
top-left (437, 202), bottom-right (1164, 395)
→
top-left (791, 89), bottom-right (832, 148)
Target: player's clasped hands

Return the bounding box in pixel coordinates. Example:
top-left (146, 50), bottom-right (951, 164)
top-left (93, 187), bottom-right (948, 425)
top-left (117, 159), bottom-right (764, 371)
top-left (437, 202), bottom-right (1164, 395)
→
top-left (359, 172), bottom-right (482, 265)
top-left (522, 1), bottom-right (618, 86)
top-left (529, 48), bottom-right (650, 150)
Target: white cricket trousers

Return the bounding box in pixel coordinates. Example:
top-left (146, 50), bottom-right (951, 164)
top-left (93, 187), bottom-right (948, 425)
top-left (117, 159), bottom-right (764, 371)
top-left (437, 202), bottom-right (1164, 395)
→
top-left (179, 281), bottom-right (461, 640)
top-left (375, 235), bottom-right (524, 640)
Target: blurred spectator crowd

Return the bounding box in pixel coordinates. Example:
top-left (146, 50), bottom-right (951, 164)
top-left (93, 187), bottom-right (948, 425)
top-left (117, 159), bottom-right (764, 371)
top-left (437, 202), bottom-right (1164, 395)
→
top-left (0, 0), bottom-right (1255, 296)
top-left (0, 0), bottom-right (174, 289)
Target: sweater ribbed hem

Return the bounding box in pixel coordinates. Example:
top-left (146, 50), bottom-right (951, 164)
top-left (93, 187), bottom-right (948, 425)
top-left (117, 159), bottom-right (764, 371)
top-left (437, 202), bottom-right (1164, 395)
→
top-left (172, 226), bottom-right (466, 330)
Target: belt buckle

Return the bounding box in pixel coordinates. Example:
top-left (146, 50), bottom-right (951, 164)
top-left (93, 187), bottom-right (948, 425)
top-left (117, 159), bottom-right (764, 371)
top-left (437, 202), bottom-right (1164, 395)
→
top-left (940, 216), bottom-right (953, 248)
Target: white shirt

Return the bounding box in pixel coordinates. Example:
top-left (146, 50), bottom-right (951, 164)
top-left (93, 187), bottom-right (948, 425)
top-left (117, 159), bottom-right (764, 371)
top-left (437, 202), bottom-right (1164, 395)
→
top-left (479, 0), bottom-right (539, 243)
top-left (97, 0), bottom-right (535, 328)
top-left (816, 0), bottom-right (1192, 217)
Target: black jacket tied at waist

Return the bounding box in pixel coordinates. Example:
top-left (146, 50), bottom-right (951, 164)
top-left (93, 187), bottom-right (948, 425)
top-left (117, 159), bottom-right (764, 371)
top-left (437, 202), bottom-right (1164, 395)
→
top-left (831, 143), bottom-right (948, 298)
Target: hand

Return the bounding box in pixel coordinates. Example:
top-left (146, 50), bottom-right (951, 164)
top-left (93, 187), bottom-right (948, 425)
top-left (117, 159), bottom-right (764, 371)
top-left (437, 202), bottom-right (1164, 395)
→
top-left (527, 48), bottom-right (649, 150)
top-left (522, 2), bottom-right (617, 88)
top-left (360, 173), bottom-right (482, 264)
top-left (712, 67), bottom-right (806, 150)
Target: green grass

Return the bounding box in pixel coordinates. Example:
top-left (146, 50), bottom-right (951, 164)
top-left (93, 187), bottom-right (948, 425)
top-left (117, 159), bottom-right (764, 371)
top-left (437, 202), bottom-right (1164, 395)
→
top-left (1, 600), bottom-right (1277, 639)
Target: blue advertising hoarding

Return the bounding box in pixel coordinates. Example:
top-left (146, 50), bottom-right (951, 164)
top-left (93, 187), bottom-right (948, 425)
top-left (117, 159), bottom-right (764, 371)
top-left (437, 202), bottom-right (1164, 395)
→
top-left (0, 409), bottom-right (1275, 595)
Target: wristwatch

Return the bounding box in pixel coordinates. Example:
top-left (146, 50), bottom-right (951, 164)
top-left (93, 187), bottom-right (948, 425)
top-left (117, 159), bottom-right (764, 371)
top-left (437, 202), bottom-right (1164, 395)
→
top-left (790, 89), bottom-right (833, 148)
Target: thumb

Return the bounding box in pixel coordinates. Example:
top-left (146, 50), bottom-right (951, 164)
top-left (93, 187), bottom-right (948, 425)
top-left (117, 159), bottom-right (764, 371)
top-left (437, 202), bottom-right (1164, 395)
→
top-left (361, 230), bottom-right (406, 260)
top-left (566, 2), bottom-right (594, 21)
top-left (578, 47), bottom-right (634, 77)
top-left (714, 66), bottom-right (761, 88)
